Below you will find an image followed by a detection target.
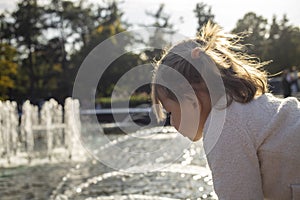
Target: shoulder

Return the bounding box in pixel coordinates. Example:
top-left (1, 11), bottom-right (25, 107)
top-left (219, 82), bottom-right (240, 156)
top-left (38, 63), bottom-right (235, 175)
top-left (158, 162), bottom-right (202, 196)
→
top-left (227, 93), bottom-right (298, 116)
top-left (203, 93), bottom-right (300, 151)
top-left (226, 92), bottom-right (300, 131)
top-left (249, 93), bottom-right (300, 116)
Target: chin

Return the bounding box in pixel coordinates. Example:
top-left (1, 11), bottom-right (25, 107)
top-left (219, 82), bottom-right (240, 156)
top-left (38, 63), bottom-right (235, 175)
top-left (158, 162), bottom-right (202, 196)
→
top-left (192, 137), bottom-right (201, 142)
top-left (177, 126), bottom-right (203, 142)
top-left (187, 133), bottom-right (202, 142)
top-left (177, 128), bottom-right (202, 141)
top-left (179, 134), bottom-right (201, 142)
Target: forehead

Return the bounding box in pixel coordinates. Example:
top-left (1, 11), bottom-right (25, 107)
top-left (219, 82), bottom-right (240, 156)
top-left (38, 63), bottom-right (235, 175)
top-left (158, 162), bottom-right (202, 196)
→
top-left (155, 85), bottom-right (180, 104)
top-left (154, 87), bottom-right (168, 109)
top-left (156, 86), bottom-right (184, 110)
top-left (156, 86), bottom-right (168, 101)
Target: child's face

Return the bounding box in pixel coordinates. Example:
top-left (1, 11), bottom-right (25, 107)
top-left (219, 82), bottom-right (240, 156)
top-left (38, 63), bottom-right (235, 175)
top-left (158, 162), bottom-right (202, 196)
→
top-left (158, 90), bottom-right (206, 141)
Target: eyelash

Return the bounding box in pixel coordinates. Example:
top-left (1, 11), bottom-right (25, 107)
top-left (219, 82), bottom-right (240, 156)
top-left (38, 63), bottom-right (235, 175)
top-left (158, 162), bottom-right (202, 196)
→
top-left (166, 112), bottom-right (171, 117)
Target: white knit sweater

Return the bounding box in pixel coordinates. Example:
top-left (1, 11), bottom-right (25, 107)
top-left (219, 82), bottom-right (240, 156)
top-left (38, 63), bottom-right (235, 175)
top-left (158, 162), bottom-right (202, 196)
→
top-left (203, 93), bottom-right (300, 200)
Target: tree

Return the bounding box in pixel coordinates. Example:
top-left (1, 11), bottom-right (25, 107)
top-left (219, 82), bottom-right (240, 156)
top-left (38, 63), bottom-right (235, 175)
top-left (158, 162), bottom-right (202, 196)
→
top-left (11, 0), bottom-right (47, 102)
top-left (0, 13), bottom-right (16, 45)
top-left (232, 12), bottom-right (268, 57)
top-left (61, 1), bottom-right (138, 98)
top-left (143, 4), bottom-right (175, 62)
top-left (263, 15), bottom-right (300, 73)
top-left (194, 3), bottom-right (215, 33)
top-left (0, 43), bottom-right (17, 100)
top-left (43, 0), bottom-right (96, 101)
top-left (73, 1), bottom-right (128, 56)
top-left (98, 52), bottom-right (144, 97)
top-left (1, 0), bottom-right (140, 102)
top-left (232, 13), bottom-right (300, 74)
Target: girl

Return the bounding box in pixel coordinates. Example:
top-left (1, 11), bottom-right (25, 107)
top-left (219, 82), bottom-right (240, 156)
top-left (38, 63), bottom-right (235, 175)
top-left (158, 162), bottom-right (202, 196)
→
top-left (151, 22), bottom-right (300, 199)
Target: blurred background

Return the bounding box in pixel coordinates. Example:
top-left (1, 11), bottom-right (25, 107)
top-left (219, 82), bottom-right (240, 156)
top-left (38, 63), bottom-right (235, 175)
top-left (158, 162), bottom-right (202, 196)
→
top-left (1, 0), bottom-right (300, 106)
top-left (0, 1), bottom-right (300, 200)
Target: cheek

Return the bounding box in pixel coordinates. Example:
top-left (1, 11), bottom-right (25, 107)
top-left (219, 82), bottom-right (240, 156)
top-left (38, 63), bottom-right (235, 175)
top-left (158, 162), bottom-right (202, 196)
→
top-left (177, 101), bottom-right (201, 139)
top-left (170, 112), bottom-right (180, 130)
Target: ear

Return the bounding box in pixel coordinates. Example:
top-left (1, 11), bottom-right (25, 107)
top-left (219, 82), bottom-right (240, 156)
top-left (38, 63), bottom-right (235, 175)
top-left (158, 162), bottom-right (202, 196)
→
top-left (193, 100), bottom-right (201, 109)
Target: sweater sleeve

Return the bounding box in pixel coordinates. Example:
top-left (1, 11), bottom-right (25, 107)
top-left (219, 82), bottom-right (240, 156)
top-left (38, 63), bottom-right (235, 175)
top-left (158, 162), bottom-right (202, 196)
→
top-left (205, 125), bottom-right (264, 200)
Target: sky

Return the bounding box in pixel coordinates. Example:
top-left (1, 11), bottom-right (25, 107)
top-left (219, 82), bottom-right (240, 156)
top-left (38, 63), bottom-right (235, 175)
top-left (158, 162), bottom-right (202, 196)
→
top-left (0, 0), bottom-right (300, 37)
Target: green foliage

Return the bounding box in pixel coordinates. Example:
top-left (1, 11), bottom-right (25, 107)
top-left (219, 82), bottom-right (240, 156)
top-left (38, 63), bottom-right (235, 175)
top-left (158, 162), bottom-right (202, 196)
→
top-left (232, 12), bottom-right (268, 56)
top-left (232, 12), bottom-right (300, 74)
top-left (0, 43), bottom-right (17, 100)
top-left (1, 1), bottom-right (300, 103)
top-left (96, 93), bottom-right (150, 108)
top-left (0, 0), bottom-right (138, 103)
top-left (97, 52), bottom-right (145, 97)
top-left (263, 15), bottom-right (300, 73)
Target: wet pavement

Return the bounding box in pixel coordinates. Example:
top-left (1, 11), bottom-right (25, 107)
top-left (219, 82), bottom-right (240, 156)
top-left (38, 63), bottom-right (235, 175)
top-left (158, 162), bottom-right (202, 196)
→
top-left (1, 126), bottom-right (217, 200)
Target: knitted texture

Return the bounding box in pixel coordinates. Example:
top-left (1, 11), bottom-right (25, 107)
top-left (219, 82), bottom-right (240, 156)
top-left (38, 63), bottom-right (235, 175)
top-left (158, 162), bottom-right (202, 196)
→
top-left (204, 93), bottom-right (300, 200)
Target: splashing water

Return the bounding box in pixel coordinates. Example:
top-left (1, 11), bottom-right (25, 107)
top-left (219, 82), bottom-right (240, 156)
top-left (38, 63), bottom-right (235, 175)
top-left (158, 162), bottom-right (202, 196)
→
top-left (50, 126), bottom-right (217, 200)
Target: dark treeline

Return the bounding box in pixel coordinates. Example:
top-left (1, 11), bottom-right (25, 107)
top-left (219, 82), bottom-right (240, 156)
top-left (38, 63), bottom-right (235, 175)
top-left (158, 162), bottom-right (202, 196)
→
top-left (1, 0), bottom-right (300, 104)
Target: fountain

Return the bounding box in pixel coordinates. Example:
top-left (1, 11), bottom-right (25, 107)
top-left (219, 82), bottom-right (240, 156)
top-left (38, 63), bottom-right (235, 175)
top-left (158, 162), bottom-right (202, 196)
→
top-left (0, 97), bottom-right (81, 166)
top-left (49, 126), bottom-right (217, 200)
top-left (1, 99), bottom-right (217, 200)
top-left (21, 100), bottom-right (36, 160)
top-left (0, 101), bottom-right (19, 164)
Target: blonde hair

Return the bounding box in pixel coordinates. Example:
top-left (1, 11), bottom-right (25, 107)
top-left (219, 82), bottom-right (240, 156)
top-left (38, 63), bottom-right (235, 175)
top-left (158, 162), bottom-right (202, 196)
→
top-left (151, 22), bottom-right (269, 121)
